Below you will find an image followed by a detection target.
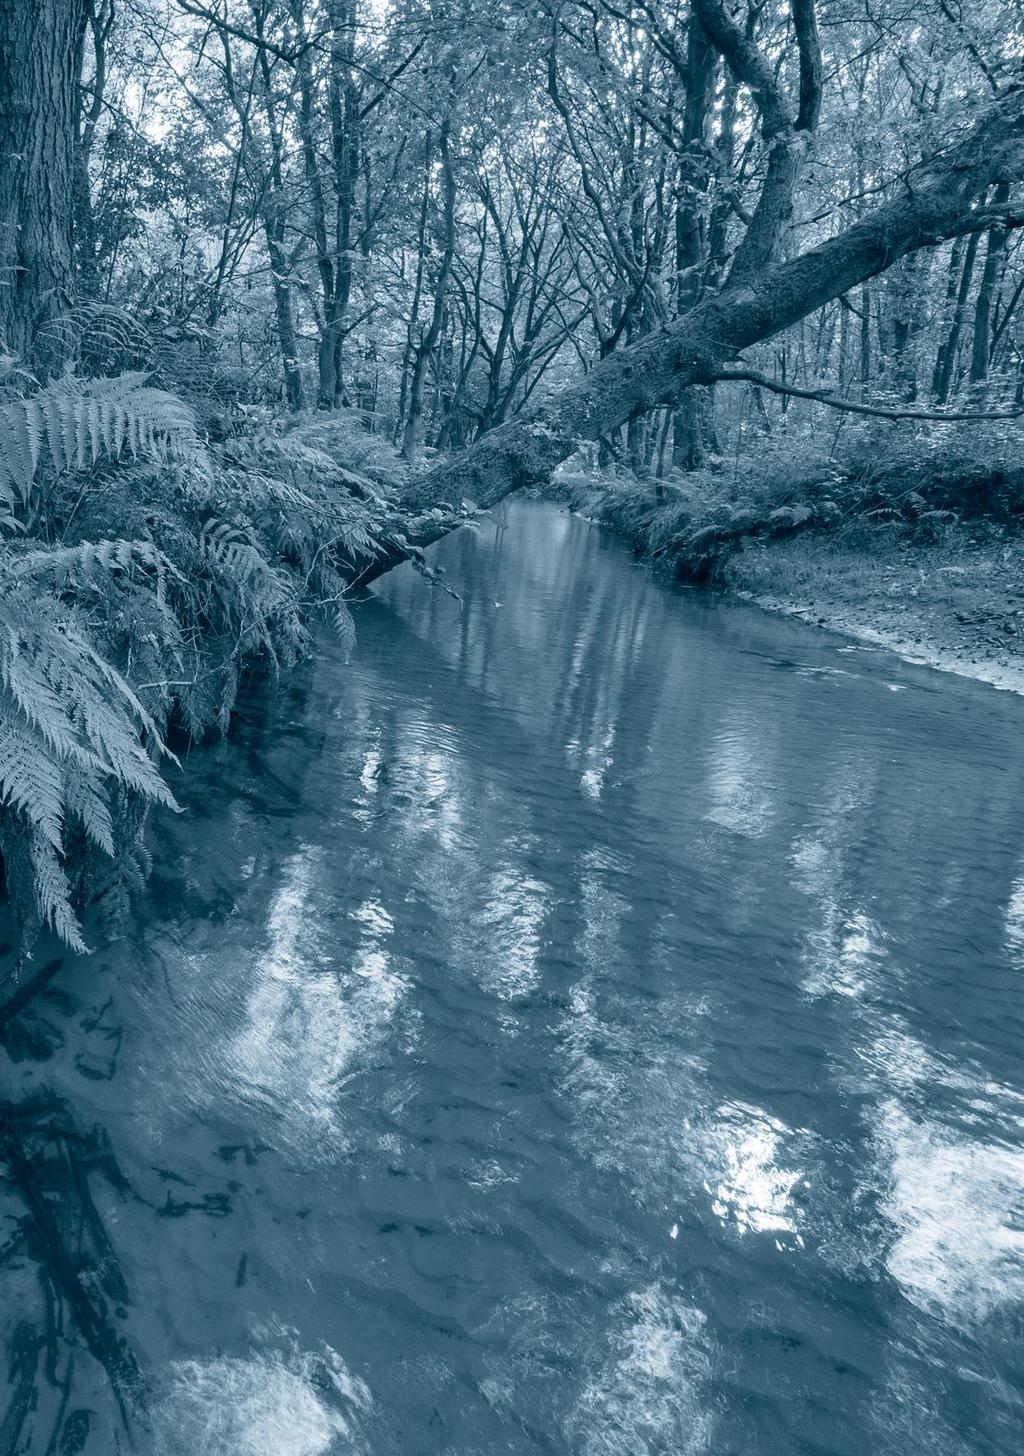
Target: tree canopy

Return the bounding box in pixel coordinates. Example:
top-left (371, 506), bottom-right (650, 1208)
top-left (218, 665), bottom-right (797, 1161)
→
top-left (2, 0), bottom-right (1022, 465)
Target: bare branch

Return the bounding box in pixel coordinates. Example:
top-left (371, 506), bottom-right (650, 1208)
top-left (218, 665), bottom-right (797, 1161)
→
top-left (715, 367), bottom-right (1024, 422)
top-left (173, 0), bottom-right (326, 63)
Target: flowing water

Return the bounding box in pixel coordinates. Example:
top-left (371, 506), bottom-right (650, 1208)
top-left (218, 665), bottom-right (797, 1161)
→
top-left (2, 500), bottom-right (1024, 1455)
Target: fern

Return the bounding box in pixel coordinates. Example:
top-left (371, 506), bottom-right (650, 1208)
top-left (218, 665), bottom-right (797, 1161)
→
top-left (0, 375), bottom-right (406, 954)
top-left (0, 592), bottom-right (177, 950)
top-left (0, 373), bottom-right (204, 507)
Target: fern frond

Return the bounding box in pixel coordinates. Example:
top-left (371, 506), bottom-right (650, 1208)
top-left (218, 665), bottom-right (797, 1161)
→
top-left (0, 720), bottom-right (66, 848)
top-left (6, 539), bottom-right (184, 594)
top-left (65, 762), bottom-right (116, 856)
top-left (28, 831), bottom-right (87, 953)
top-left (1, 646), bottom-right (81, 758)
top-left (0, 576), bottom-right (182, 948)
top-left (0, 373), bottom-right (206, 509)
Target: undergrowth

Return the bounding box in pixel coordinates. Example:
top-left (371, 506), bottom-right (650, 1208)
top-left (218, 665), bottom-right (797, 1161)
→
top-left (0, 368), bottom-right (412, 958)
top-left (552, 421), bottom-right (1024, 583)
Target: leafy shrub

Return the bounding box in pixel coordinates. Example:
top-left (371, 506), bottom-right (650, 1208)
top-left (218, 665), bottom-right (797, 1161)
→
top-left (552, 437), bottom-right (842, 580)
top-left (839, 419), bottom-right (1024, 521)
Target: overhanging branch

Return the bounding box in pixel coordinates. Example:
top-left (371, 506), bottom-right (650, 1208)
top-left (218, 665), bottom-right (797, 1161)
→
top-left (716, 367), bottom-right (1024, 422)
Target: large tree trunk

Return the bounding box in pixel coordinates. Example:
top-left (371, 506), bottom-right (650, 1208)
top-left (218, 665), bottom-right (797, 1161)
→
top-left (671, 10), bottom-right (717, 471)
top-left (265, 222), bottom-right (306, 412)
top-left (970, 182), bottom-right (1010, 387)
top-left (359, 86), bottom-right (1024, 582)
top-left (672, 387), bottom-right (718, 471)
top-left (933, 230), bottom-right (981, 404)
top-left (73, 0), bottom-right (112, 300)
top-left (290, 0), bottom-right (347, 410)
top-left (251, 32), bottom-right (306, 412)
top-left (402, 121), bottom-right (456, 462)
top-left (0, 0), bottom-right (85, 373)
top-left (317, 0), bottom-right (360, 410)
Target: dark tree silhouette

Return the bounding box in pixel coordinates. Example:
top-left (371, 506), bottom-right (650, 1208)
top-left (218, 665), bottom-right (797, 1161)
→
top-left (0, 0), bottom-right (85, 373)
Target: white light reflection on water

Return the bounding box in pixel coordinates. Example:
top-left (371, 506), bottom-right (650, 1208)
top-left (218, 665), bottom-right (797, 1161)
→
top-left (1003, 874), bottom-right (1024, 964)
top-left (699, 1101), bottom-right (807, 1246)
top-left (567, 1283), bottom-right (713, 1456)
top-left (407, 741), bottom-right (463, 849)
top-left (230, 849), bottom-right (406, 1148)
top-left (703, 727), bottom-right (774, 839)
top-left (843, 1016), bottom-right (1024, 1327)
top-left (560, 978), bottom-right (711, 1205)
top-left (787, 762), bottom-right (889, 1001)
top-left (876, 1101), bottom-right (1024, 1325)
top-left (792, 851), bottom-right (889, 1001)
top-left (477, 864), bottom-right (550, 999)
top-left (565, 726), bottom-right (617, 800)
top-left (561, 978), bottom-right (624, 1111)
top-left (154, 1330), bottom-right (370, 1456)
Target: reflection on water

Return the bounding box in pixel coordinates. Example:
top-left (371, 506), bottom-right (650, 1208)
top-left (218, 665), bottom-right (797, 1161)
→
top-left (703, 721), bottom-right (776, 838)
top-left (230, 847), bottom-right (409, 1152)
top-left (3, 501), bottom-right (1024, 1454)
top-left (478, 863), bottom-right (550, 999)
top-left (789, 763), bottom-right (887, 1001)
top-left (702, 1101), bottom-right (807, 1245)
top-left (567, 1283), bottom-right (712, 1456)
top-left (1004, 873), bottom-right (1024, 962)
top-left (878, 1102), bottom-right (1024, 1325)
top-left (153, 1329), bottom-right (370, 1456)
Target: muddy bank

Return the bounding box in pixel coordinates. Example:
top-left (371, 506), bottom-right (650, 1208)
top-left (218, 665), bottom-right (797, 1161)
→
top-left (725, 531), bottom-right (1024, 693)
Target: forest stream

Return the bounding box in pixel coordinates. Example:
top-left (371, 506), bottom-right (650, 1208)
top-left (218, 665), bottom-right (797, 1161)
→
top-left (2, 500), bottom-right (1024, 1455)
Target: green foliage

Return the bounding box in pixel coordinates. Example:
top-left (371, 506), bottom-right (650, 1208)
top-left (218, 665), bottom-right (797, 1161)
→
top-left (0, 371), bottom-right (203, 514)
top-left (0, 376), bottom-right (399, 955)
top-left (554, 419), bottom-right (1024, 583)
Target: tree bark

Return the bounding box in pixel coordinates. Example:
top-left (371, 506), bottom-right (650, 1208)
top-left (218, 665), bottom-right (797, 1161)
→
top-left (887, 252), bottom-right (928, 400)
top-left (693, 0), bottom-right (820, 286)
top-left (970, 182), bottom-right (1010, 386)
top-left (672, 8), bottom-right (717, 471)
top-left (73, 0), bottom-right (112, 299)
top-left (402, 120), bottom-right (456, 462)
top-left (360, 86), bottom-right (1024, 580)
top-left (933, 230), bottom-right (981, 404)
top-left (219, 18), bottom-right (305, 410)
top-left (673, 387), bottom-right (718, 471)
top-left (0, 0), bottom-right (86, 373)
top-left (290, 0), bottom-right (340, 407)
top-left (317, 0), bottom-right (360, 409)
top-left (669, 0), bottom-right (820, 470)
top-left (265, 223), bottom-right (306, 410)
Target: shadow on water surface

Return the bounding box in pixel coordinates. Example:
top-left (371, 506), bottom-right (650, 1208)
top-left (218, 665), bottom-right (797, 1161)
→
top-left (2, 501), bottom-right (1024, 1454)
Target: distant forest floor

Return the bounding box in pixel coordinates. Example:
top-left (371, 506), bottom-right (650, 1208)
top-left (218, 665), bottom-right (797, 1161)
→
top-left (548, 429), bottom-right (1024, 692)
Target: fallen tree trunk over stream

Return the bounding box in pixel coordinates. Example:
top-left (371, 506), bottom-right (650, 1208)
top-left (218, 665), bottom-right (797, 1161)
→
top-left (363, 83), bottom-right (1024, 585)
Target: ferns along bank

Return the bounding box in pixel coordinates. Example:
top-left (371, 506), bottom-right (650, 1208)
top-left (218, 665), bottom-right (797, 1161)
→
top-left (0, 369), bottom-right (432, 961)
